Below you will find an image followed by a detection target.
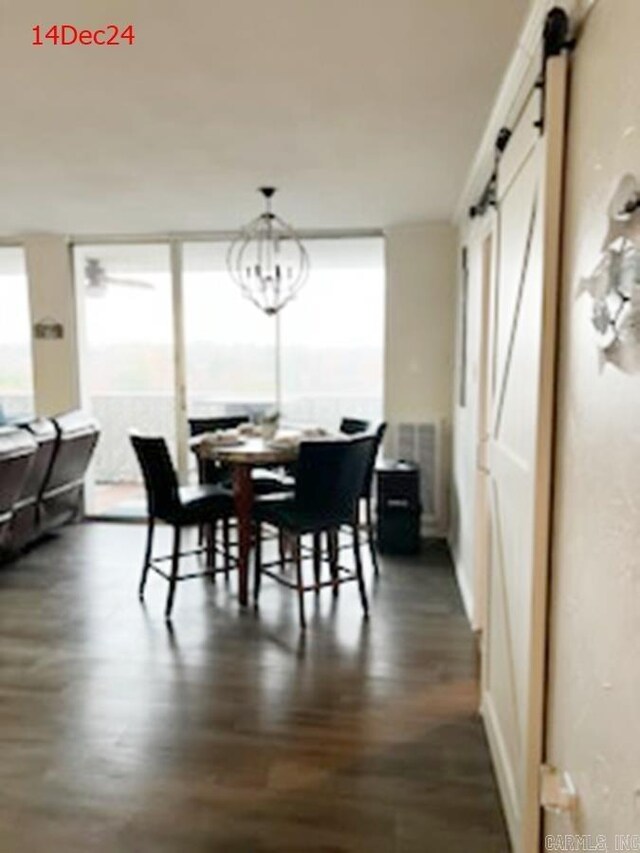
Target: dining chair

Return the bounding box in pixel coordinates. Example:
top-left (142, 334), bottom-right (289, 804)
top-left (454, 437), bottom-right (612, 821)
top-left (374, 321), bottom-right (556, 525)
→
top-left (252, 435), bottom-right (375, 629)
top-left (339, 417), bottom-right (371, 435)
top-left (131, 433), bottom-right (235, 620)
top-left (329, 422), bottom-right (387, 577)
top-left (188, 415), bottom-right (249, 487)
top-left (357, 422), bottom-right (387, 576)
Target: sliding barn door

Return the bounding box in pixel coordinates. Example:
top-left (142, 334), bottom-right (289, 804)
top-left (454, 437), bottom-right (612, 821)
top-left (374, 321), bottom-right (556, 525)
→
top-left (481, 56), bottom-right (568, 853)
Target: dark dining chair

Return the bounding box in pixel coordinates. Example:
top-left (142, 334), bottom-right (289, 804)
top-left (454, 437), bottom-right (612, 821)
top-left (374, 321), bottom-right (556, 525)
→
top-left (188, 415), bottom-right (249, 487)
top-left (359, 422), bottom-right (387, 576)
top-left (329, 423), bottom-right (387, 577)
top-left (339, 417), bottom-right (371, 436)
top-left (253, 435), bottom-right (375, 629)
top-left (131, 433), bottom-right (235, 620)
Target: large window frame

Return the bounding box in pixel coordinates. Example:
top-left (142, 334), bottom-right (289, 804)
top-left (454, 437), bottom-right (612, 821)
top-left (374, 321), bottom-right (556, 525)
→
top-left (70, 230), bottom-right (385, 518)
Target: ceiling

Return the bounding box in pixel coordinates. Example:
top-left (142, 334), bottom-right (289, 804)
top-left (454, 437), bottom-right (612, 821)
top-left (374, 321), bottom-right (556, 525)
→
top-left (0, 0), bottom-right (527, 236)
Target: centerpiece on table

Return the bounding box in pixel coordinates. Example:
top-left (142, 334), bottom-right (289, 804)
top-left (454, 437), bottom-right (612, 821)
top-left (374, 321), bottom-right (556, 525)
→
top-left (259, 410), bottom-right (280, 441)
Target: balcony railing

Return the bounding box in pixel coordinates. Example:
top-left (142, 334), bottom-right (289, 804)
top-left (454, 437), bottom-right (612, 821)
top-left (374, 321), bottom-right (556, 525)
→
top-left (1, 393), bottom-right (382, 485)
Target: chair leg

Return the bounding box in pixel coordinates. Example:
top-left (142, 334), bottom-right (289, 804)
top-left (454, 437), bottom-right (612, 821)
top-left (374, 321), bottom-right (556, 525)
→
top-left (139, 518), bottom-right (155, 600)
top-left (206, 518), bottom-right (218, 580)
top-left (223, 516), bottom-right (231, 581)
top-left (312, 533), bottom-right (321, 592)
top-left (165, 526), bottom-right (181, 621)
top-left (294, 535), bottom-right (306, 629)
top-left (328, 529), bottom-right (339, 596)
top-left (253, 521), bottom-right (263, 607)
top-left (365, 497), bottom-right (380, 577)
top-left (278, 529), bottom-right (286, 573)
top-left (352, 523), bottom-right (369, 618)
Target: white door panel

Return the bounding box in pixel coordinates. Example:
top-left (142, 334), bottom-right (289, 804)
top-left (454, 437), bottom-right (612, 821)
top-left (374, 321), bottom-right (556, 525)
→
top-left (497, 92), bottom-right (539, 201)
top-left (481, 56), bottom-right (568, 852)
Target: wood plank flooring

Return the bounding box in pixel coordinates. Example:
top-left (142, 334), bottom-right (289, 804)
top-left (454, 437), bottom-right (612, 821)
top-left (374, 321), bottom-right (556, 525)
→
top-left (0, 523), bottom-right (508, 852)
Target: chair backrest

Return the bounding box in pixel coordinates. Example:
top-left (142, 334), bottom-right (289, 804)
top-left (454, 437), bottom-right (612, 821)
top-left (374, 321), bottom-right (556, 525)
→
top-left (188, 415), bottom-right (249, 437)
top-left (295, 435), bottom-right (376, 526)
top-left (130, 433), bottom-right (180, 520)
top-left (188, 416), bottom-right (249, 485)
top-left (362, 422), bottom-right (387, 497)
top-left (339, 417), bottom-right (371, 436)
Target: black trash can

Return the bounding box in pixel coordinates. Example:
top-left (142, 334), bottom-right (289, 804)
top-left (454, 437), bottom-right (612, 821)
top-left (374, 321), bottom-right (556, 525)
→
top-left (376, 460), bottom-right (421, 555)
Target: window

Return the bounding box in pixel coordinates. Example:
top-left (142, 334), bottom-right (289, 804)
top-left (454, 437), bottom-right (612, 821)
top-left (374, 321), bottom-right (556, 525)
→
top-left (72, 235), bottom-right (385, 518)
top-left (0, 247), bottom-right (34, 422)
top-left (279, 237), bottom-right (385, 430)
top-left (75, 244), bottom-right (174, 516)
top-left (183, 242), bottom-right (277, 419)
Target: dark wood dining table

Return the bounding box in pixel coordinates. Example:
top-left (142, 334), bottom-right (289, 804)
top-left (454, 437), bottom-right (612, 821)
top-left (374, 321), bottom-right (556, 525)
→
top-left (194, 435), bottom-right (299, 606)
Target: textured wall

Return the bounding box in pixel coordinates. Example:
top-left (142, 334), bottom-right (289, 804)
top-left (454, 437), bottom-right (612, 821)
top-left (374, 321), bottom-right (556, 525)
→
top-left (545, 0), bottom-right (640, 842)
top-left (384, 222), bottom-right (457, 425)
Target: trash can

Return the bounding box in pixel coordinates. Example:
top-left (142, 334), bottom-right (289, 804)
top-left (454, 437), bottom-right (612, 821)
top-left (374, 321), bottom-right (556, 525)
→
top-left (375, 460), bottom-right (421, 555)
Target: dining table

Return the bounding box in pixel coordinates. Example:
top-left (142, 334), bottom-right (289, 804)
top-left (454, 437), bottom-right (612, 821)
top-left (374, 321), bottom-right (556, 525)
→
top-left (193, 432), bottom-right (300, 606)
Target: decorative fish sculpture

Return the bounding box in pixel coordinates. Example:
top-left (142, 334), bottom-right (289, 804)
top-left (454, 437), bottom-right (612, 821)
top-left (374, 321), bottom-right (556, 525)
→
top-left (578, 174), bottom-right (640, 371)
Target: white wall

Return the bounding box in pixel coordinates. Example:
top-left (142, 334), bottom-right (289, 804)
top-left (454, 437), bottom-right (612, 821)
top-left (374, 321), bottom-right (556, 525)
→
top-left (384, 222), bottom-right (456, 422)
top-left (24, 235), bottom-right (80, 416)
top-left (545, 0), bottom-right (640, 842)
top-left (383, 222), bottom-right (457, 535)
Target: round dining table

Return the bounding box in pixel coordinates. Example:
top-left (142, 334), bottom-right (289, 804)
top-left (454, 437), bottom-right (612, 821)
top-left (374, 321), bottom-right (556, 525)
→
top-left (194, 435), bottom-right (299, 606)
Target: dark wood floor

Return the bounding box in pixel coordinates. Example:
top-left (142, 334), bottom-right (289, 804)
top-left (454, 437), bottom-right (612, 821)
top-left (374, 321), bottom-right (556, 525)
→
top-left (0, 523), bottom-right (508, 852)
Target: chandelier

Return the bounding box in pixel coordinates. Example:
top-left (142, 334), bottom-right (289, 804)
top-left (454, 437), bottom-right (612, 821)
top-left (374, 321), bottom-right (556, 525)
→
top-left (226, 187), bottom-right (310, 315)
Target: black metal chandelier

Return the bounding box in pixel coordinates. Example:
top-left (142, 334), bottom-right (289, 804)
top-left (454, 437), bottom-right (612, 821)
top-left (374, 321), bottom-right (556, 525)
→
top-left (226, 187), bottom-right (310, 316)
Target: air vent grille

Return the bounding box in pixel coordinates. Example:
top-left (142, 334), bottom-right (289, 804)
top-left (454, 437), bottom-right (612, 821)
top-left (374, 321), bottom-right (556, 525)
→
top-left (386, 420), bottom-right (447, 534)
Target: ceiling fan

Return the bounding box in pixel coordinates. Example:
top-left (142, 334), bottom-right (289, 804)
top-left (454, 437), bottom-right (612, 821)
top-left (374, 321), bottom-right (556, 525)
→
top-left (83, 257), bottom-right (155, 297)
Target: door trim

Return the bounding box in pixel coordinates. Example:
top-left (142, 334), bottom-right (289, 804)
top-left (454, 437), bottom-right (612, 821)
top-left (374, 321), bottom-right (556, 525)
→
top-left (521, 54), bottom-right (568, 852)
top-left (473, 230), bottom-right (495, 633)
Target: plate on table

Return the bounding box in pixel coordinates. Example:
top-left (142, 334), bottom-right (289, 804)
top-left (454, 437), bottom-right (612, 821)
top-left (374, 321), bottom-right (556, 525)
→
top-left (201, 431), bottom-right (247, 448)
top-left (266, 436), bottom-right (300, 451)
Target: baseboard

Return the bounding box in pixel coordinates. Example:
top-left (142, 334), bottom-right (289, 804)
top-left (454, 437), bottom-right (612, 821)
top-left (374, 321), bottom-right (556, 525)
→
top-left (452, 550), bottom-right (474, 626)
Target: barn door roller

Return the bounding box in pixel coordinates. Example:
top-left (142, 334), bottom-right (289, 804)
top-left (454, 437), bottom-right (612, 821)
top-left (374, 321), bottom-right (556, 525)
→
top-left (534, 7), bottom-right (576, 133)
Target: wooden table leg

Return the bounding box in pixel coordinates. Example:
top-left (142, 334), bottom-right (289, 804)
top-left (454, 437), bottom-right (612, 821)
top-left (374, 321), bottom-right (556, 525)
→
top-left (232, 464), bottom-right (254, 607)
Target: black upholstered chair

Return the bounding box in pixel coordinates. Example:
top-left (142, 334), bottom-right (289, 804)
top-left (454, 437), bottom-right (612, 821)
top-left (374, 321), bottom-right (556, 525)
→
top-left (339, 417), bottom-right (371, 436)
top-left (131, 433), bottom-right (235, 620)
top-left (188, 415), bottom-right (249, 434)
top-left (358, 422), bottom-right (387, 576)
top-left (330, 423), bottom-right (387, 577)
top-left (188, 416), bottom-right (249, 487)
top-left (253, 435), bottom-right (375, 629)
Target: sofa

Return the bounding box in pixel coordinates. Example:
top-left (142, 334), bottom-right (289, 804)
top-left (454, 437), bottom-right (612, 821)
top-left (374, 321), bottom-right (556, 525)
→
top-left (0, 411), bottom-right (100, 562)
top-left (0, 427), bottom-right (38, 554)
